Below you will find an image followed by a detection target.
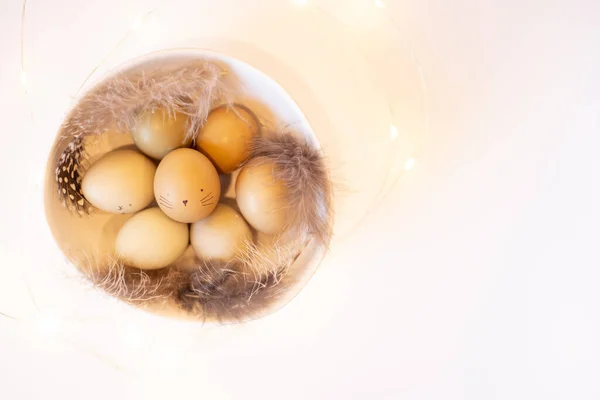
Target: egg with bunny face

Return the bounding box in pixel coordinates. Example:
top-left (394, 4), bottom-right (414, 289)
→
top-left (154, 148), bottom-right (220, 223)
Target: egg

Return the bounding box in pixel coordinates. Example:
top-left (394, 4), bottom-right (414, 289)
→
top-left (195, 105), bottom-right (259, 173)
top-left (115, 207), bottom-right (189, 270)
top-left (131, 108), bottom-right (191, 160)
top-left (81, 149), bottom-right (156, 214)
top-left (190, 204), bottom-right (252, 261)
top-left (235, 159), bottom-right (289, 235)
top-left (154, 148), bottom-right (221, 223)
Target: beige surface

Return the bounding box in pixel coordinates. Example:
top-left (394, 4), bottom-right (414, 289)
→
top-left (5, 1), bottom-right (600, 399)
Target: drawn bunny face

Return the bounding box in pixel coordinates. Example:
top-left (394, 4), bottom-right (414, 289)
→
top-left (154, 149), bottom-right (221, 223)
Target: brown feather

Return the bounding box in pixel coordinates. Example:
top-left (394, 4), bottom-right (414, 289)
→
top-left (176, 238), bottom-right (304, 322)
top-left (246, 132), bottom-right (334, 247)
top-left (55, 59), bottom-right (233, 214)
top-left (81, 257), bottom-right (187, 304)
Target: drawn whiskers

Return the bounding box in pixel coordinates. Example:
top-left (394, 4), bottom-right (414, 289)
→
top-left (159, 195), bottom-right (173, 209)
top-left (201, 192), bottom-right (214, 207)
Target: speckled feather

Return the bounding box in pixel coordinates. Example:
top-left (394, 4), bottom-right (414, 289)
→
top-left (55, 136), bottom-right (92, 215)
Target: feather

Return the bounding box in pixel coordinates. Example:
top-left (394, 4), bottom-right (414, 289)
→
top-left (176, 237), bottom-right (304, 322)
top-left (245, 132), bottom-right (333, 247)
top-left (81, 256), bottom-right (187, 304)
top-left (55, 59), bottom-right (233, 214)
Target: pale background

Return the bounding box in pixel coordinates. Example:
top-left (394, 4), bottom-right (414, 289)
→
top-left (0, 0), bottom-right (599, 399)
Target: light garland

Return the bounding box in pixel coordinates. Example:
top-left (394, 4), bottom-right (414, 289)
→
top-left (305, 0), bottom-right (426, 237)
top-left (390, 125), bottom-right (399, 140)
top-left (6, 0), bottom-right (428, 371)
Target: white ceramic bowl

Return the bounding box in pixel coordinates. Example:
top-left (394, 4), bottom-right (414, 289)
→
top-left (34, 1), bottom-right (427, 323)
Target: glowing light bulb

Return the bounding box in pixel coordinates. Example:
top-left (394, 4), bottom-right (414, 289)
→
top-left (390, 125), bottom-right (399, 140)
top-left (405, 158), bottom-right (415, 171)
top-left (32, 314), bottom-right (62, 340)
top-left (375, 0), bottom-right (386, 8)
top-left (21, 71), bottom-right (28, 86)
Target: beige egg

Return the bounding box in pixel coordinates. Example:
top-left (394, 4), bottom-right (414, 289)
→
top-left (154, 148), bottom-right (221, 223)
top-left (235, 159), bottom-right (289, 235)
top-left (196, 105), bottom-right (259, 173)
top-left (81, 149), bottom-right (156, 214)
top-left (190, 204), bottom-right (252, 261)
top-left (115, 207), bottom-right (189, 270)
top-left (132, 108), bottom-right (191, 160)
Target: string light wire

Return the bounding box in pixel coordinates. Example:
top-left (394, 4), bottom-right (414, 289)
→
top-left (310, 2), bottom-right (429, 241)
top-left (76, 9), bottom-right (156, 96)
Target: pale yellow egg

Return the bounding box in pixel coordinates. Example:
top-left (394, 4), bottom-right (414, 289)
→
top-left (115, 207), bottom-right (189, 270)
top-left (132, 108), bottom-right (191, 160)
top-left (196, 105), bottom-right (259, 173)
top-left (190, 204), bottom-right (252, 261)
top-left (154, 148), bottom-right (221, 223)
top-left (235, 159), bottom-right (289, 235)
top-left (81, 149), bottom-right (156, 214)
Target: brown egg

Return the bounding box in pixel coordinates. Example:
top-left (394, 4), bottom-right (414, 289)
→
top-left (132, 108), bottom-right (191, 160)
top-left (81, 149), bottom-right (156, 214)
top-left (235, 159), bottom-right (289, 235)
top-left (196, 105), bottom-right (259, 173)
top-left (115, 207), bottom-right (189, 270)
top-left (154, 148), bottom-right (220, 223)
top-left (190, 204), bottom-right (252, 261)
